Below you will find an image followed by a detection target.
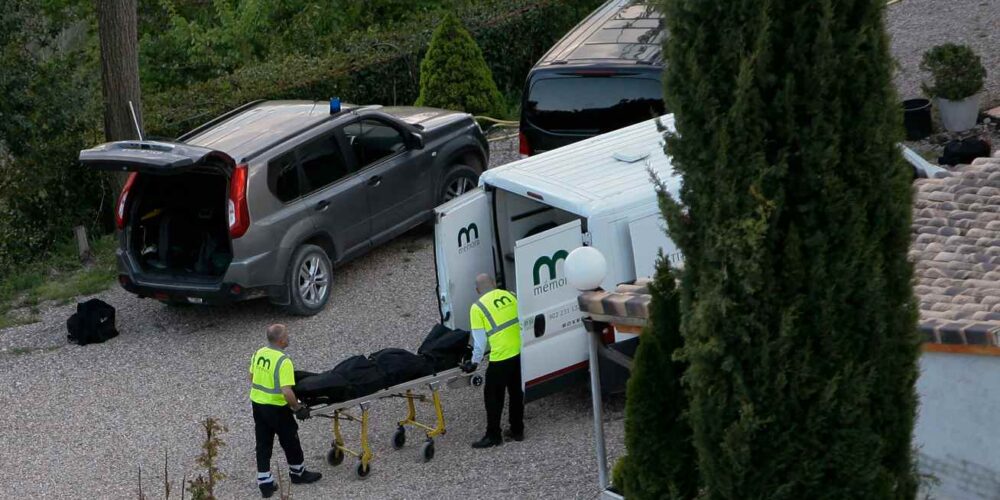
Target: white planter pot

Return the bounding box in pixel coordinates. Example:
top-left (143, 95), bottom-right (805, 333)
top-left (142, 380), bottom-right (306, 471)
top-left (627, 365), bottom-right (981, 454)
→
top-left (937, 94), bottom-right (980, 132)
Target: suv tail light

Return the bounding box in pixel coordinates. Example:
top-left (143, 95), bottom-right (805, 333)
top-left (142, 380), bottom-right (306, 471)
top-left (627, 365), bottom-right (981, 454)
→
top-left (228, 164), bottom-right (250, 238)
top-left (116, 172), bottom-right (139, 230)
top-left (518, 130), bottom-right (532, 157)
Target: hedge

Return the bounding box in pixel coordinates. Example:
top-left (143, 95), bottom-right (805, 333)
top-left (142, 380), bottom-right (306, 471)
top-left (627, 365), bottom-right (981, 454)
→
top-left (147, 0), bottom-right (602, 138)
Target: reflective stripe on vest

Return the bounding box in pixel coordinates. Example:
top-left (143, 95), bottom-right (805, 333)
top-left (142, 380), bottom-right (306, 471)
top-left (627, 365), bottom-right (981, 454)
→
top-left (473, 290), bottom-right (521, 362)
top-left (250, 347), bottom-right (290, 406)
top-left (251, 355), bottom-right (288, 394)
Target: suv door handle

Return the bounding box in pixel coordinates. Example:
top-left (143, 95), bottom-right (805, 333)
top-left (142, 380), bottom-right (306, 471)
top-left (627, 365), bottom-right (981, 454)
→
top-left (315, 200), bottom-right (330, 211)
top-left (367, 175), bottom-right (382, 187)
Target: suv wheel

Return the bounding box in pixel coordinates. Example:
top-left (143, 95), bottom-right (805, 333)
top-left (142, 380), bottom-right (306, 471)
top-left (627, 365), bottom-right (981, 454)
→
top-left (440, 164), bottom-right (480, 203)
top-left (286, 244), bottom-right (332, 316)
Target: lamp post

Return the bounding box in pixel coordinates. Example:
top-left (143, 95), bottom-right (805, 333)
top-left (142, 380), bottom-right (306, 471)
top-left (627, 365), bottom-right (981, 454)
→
top-left (565, 247), bottom-right (612, 491)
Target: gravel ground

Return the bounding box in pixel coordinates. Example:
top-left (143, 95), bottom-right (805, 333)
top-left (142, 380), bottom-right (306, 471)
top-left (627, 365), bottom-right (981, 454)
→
top-left (0, 139), bottom-right (625, 499)
top-left (887, 0), bottom-right (1000, 109)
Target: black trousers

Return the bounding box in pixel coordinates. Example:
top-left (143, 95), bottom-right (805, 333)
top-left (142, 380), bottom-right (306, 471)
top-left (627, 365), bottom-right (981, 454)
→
top-left (484, 355), bottom-right (524, 440)
top-left (252, 403), bottom-right (304, 473)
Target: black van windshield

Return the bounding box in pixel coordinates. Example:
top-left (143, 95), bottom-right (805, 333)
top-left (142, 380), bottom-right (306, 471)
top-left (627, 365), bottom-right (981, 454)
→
top-left (524, 76), bottom-right (664, 133)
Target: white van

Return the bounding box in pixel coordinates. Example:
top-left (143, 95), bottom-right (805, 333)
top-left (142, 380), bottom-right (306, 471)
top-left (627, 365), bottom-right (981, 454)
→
top-left (433, 115), bottom-right (681, 400)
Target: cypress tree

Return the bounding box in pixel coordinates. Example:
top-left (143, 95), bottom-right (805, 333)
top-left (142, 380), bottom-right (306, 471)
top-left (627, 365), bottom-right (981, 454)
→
top-left (614, 245), bottom-right (698, 499)
top-left (656, 0), bottom-right (920, 497)
top-left (415, 12), bottom-right (504, 117)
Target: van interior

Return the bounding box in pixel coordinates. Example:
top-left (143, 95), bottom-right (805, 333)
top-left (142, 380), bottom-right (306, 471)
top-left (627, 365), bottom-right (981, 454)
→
top-left (494, 189), bottom-right (579, 291)
top-left (127, 170), bottom-right (232, 279)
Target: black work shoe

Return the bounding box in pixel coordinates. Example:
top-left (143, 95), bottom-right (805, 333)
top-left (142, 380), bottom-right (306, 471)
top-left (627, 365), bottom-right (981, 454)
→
top-left (471, 435), bottom-right (502, 448)
top-left (504, 429), bottom-right (525, 442)
top-left (289, 469), bottom-right (322, 484)
top-left (259, 481), bottom-right (278, 498)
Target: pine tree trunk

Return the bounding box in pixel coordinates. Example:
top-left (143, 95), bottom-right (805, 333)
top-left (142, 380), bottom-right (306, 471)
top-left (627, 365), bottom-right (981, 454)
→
top-left (96, 0), bottom-right (142, 191)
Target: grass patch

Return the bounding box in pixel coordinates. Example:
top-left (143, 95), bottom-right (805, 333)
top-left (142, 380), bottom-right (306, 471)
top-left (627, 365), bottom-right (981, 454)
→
top-left (0, 233), bottom-right (117, 327)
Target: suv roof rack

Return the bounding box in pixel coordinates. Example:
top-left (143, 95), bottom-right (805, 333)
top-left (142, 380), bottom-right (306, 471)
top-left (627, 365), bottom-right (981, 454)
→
top-left (177, 99), bottom-right (266, 142)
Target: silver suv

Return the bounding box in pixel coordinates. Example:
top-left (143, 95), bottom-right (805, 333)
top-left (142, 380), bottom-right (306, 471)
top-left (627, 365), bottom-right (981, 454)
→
top-left (80, 100), bottom-right (488, 315)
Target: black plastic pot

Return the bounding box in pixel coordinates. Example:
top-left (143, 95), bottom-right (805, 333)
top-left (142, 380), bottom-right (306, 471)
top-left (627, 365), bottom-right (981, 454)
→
top-left (902, 98), bottom-right (933, 140)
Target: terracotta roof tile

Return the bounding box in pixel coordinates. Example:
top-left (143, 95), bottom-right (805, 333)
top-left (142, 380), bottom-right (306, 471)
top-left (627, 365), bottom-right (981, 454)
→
top-left (911, 157), bottom-right (1000, 347)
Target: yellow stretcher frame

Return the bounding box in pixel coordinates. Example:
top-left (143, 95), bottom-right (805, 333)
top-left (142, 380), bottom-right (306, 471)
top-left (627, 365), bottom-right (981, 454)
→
top-left (310, 367), bottom-right (484, 480)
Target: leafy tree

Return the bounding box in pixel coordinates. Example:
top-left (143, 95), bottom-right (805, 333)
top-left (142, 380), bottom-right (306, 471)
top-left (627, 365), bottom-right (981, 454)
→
top-left (415, 12), bottom-right (504, 117)
top-left (613, 245), bottom-right (698, 499)
top-left (657, 0), bottom-right (921, 497)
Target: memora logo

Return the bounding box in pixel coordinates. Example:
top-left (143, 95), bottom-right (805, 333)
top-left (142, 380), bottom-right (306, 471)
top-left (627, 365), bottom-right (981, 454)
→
top-left (492, 295), bottom-right (513, 308)
top-left (457, 223), bottom-right (480, 254)
top-left (532, 250), bottom-right (569, 295)
top-left (255, 357), bottom-right (271, 370)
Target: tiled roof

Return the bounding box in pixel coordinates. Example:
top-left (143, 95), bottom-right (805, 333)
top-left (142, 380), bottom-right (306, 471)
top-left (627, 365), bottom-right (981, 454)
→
top-left (577, 279), bottom-right (652, 326)
top-left (911, 156), bottom-right (1000, 347)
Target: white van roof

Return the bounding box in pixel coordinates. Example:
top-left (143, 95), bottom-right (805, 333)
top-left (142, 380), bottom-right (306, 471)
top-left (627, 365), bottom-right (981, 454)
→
top-left (481, 114), bottom-right (679, 218)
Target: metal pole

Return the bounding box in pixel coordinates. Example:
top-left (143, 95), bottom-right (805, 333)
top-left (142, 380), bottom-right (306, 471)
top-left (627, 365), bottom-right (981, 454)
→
top-left (588, 327), bottom-right (609, 490)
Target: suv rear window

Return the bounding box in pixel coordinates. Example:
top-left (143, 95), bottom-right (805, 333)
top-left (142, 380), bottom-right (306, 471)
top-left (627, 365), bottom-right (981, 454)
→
top-left (524, 76), bottom-right (664, 133)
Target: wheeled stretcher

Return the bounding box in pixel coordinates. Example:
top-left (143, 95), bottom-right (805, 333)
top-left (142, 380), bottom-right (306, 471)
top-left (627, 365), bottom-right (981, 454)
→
top-left (307, 365), bottom-right (485, 479)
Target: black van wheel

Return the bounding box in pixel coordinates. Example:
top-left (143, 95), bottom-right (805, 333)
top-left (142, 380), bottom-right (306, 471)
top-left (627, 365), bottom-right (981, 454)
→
top-left (285, 244), bottom-right (332, 316)
top-left (440, 164), bottom-right (479, 203)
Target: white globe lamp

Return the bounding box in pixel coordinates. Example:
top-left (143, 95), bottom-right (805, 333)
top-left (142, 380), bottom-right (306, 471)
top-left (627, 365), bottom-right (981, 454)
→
top-left (565, 246), bottom-right (608, 291)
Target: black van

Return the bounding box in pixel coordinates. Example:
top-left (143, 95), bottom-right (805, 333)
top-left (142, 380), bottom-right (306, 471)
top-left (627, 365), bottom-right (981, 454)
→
top-left (519, 0), bottom-right (665, 156)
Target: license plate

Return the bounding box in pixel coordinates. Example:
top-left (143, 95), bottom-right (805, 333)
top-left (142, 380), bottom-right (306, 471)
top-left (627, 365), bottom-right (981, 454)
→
top-left (187, 297), bottom-right (204, 304)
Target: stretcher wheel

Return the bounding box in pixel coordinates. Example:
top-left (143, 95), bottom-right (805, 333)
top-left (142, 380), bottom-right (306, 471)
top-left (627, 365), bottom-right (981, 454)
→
top-left (392, 426), bottom-right (406, 449)
top-left (471, 374), bottom-right (484, 387)
top-left (355, 461), bottom-right (371, 480)
top-left (421, 439), bottom-right (435, 462)
top-left (326, 447), bottom-right (344, 466)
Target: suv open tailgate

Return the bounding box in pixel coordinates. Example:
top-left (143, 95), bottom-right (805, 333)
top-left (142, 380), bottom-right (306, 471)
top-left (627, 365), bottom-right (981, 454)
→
top-left (79, 140), bottom-right (235, 174)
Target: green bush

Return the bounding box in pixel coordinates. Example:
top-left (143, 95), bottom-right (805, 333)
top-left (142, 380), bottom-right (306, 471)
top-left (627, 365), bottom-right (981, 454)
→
top-left (415, 13), bottom-right (503, 117)
top-left (615, 251), bottom-right (698, 499)
top-left (0, 0), bottom-right (107, 278)
top-left (659, 0), bottom-right (921, 497)
top-left (145, 0), bottom-right (603, 138)
top-left (920, 43), bottom-right (986, 100)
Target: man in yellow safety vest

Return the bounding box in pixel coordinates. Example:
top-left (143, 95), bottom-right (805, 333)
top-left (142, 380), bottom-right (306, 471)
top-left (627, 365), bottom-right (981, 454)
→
top-left (465, 273), bottom-right (525, 448)
top-left (249, 324), bottom-right (322, 497)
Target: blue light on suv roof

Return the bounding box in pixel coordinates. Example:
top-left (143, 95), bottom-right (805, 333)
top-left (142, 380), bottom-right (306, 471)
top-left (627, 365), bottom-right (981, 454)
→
top-left (330, 97), bottom-right (341, 114)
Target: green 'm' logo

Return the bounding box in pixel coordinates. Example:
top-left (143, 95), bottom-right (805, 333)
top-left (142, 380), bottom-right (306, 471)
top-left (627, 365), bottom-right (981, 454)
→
top-left (492, 295), bottom-right (513, 308)
top-left (532, 250), bottom-right (569, 286)
top-left (458, 223), bottom-right (479, 247)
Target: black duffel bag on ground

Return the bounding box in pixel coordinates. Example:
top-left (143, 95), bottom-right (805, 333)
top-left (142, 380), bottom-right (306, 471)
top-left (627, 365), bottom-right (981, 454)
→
top-left (369, 348), bottom-right (434, 387)
top-left (333, 355), bottom-right (388, 399)
top-left (67, 299), bottom-right (119, 346)
top-left (294, 370), bottom-right (351, 405)
top-left (417, 324), bottom-right (471, 372)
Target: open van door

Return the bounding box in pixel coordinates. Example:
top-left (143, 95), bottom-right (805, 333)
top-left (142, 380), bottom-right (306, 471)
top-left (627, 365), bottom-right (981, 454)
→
top-left (514, 219), bottom-right (585, 396)
top-left (433, 187), bottom-right (496, 330)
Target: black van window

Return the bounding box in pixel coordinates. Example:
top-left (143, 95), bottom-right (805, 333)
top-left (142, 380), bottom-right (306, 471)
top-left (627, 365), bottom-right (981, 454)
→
top-left (525, 77), bottom-right (664, 133)
top-left (297, 134), bottom-right (350, 194)
top-left (268, 150), bottom-right (301, 202)
top-left (343, 119), bottom-right (406, 168)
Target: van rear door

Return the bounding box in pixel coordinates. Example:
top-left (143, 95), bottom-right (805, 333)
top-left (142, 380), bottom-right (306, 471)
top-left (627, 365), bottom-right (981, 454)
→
top-left (433, 187), bottom-right (496, 330)
top-left (79, 140), bottom-right (235, 174)
top-left (513, 219), bottom-right (585, 391)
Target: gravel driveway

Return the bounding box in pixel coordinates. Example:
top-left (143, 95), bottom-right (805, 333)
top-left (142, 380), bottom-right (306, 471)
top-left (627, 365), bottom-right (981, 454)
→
top-left (0, 138), bottom-right (624, 499)
top-left (887, 0), bottom-right (1000, 108)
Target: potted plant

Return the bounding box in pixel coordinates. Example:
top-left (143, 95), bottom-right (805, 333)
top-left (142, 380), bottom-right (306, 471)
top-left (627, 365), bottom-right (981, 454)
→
top-left (920, 43), bottom-right (987, 132)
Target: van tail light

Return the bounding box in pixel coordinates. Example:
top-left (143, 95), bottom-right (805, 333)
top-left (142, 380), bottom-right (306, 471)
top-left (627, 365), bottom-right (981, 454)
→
top-left (518, 130), bottom-right (532, 157)
top-left (116, 172), bottom-right (139, 230)
top-left (228, 164), bottom-right (250, 238)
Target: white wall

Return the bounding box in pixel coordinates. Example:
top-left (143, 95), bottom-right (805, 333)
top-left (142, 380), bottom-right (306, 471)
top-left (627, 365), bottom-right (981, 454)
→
top-left (916, 352), bottom-right (1000, 500)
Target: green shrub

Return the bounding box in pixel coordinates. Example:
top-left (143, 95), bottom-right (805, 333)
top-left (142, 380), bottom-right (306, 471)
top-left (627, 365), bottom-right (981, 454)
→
top-left (145, 0), bottom-right (602, 138)
top-left (659, 0), bottom-right (920, 497)
top-left (414, 13), bottom-right (503, 117)
top-left (615, 251), bottom-right (698, 499)
top-left (920, 43), bottom-right (986, 100)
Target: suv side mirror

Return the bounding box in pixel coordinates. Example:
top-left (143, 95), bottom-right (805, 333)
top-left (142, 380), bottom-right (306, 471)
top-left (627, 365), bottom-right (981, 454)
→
top-left (408, 132), bottom-right (425, 150)
top-left (533, 313), bottom-right (546, 338)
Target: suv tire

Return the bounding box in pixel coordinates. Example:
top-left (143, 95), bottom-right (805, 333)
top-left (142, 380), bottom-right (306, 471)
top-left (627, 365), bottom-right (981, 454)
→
top-left (440, 164), bottom-right (480, 203)
top-left (286, 244), bottom-right (332, 316)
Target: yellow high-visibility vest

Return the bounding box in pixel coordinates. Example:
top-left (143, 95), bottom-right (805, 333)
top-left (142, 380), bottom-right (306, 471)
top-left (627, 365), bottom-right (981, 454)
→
top-left (249, 346), bottom-right (295, 406)
top-left (469, 289), bottom-right (521, 362)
